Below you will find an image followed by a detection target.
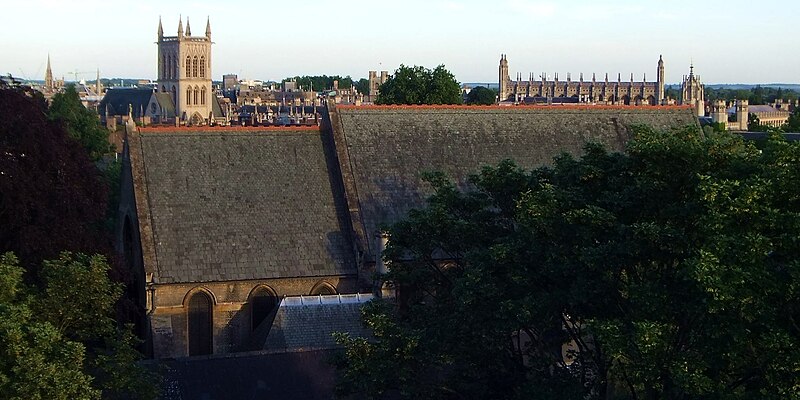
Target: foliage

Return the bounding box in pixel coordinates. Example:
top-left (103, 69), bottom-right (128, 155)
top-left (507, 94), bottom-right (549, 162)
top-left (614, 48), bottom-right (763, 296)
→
top-left (0, 80), bottom-right (110, 271)
top-left (355, 78), bottom-right (370, 96)
top-left (376, 65), bottom-right (462, 105)
top-left (0, 253), bottom-right (100, 400)
top-left (465, 86), bottom-right (496, 105)
top-left (49, 85), bottom-right (113, 161)
top-left (784, 106), bottom-right (800, 132)
top-left (705, 85), bottom-right (799, 105)
top-left (335, 127), bottom-right (800, 399)
top-left (282, 75), bottom-right (356, 92)
top-left (0, 252), bottom-right (157, 399)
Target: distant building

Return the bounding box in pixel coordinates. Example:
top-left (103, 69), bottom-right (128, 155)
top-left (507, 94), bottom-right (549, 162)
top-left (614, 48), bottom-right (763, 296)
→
top-left (498, 54), bottom-right (666, 106)
top-left (366, 70), bottom-right (388, 103)
top-left (739, 104), bottom-right (789, 128)
top-left (156, 16), bottom-right (223, 125)
top-left (680, 64), bottom-right (705, 116)
top-left (710, 99), bottom-right (749, 131)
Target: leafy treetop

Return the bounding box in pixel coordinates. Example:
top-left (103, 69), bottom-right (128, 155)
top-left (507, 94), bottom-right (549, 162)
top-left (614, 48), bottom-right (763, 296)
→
top-left (376, 64), bottom-right (462, 105)
top-left (335, 126), bottom-right (800, 400)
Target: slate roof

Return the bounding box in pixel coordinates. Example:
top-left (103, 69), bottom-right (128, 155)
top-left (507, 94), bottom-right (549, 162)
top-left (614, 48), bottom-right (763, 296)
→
top-left (332, 105), bottom-right (698, 257)
top-left (152, 92), bottom-right (176, 118)
top-left (100, 87), bottom-right (154, 117)
top-left (263, 294), bottom-right (373, 352)
top-left (131, 128), bottom-right (355, 283)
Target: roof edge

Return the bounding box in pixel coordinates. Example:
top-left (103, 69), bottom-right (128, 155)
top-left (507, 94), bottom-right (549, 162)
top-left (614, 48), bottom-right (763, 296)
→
top-left (338, 104), bottom-right (694, 111)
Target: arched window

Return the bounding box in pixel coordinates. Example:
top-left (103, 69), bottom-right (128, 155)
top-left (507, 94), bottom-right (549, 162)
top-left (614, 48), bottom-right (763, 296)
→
top-left (187, 291), bottom-right (213, 356)
top-left (192, 56), bottom-right (199, 78)
top-left (199, 56), bottom-right (206, 78)
top-left (186, 88), bottom-right (192, 105)
top-left (185, 55), bottom-right (191, 77)
top-left (201, 86), bottom-right (206, 105)
top-left (310, 281), bottom-right (337, 296)
top-left (193, 86), bottom-right (199, 105)
top-left (249, 286), bottom-right (277, 331)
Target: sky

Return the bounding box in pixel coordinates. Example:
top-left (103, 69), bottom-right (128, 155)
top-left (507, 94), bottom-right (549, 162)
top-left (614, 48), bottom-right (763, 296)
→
top-left (2, 0), bottom-right (798, 85)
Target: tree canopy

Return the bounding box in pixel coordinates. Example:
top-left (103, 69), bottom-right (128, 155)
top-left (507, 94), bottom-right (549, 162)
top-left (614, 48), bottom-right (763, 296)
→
top-left (49, 85), bottom-right (113, 161)
top-left (465, 86), bottom-right (496, 105)
top-left (375, 65), bottom-right (462, 105)
top-left (0, 252), bottom-right (157, 399)
top-left (335, 126), bottom-right (800, 399)
top-left (0, 80), bottom-right (110, 270)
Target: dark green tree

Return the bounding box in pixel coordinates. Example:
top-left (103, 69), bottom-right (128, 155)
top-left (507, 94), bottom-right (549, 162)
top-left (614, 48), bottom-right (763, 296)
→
top-left (784, 107), bottom-right (800, 132)
top-left (465, 86), bottom-right (496, 105)
top-left (355, 78), bottom-right (370, 95)
top-left (376, 65), bottom-right (462, 105)
top-left (336, 127), bottom-right (800, 399)
top-left (49, 85), bottom-right (113, 161)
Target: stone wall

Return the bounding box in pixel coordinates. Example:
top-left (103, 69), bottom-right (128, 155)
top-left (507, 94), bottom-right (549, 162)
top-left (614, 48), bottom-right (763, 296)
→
top-left (149, 275), bottom-right (359, 358)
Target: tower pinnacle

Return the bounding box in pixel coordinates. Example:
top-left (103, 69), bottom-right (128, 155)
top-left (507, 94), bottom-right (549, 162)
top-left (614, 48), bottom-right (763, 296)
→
top-left (158, 16), bottom-right (163, 39)
top-left (205, 16), bottom-right (211, 38)
top-left (177, 15), bottom-right (183, 37)
top-left (185, 16), bottom-right (191, 36)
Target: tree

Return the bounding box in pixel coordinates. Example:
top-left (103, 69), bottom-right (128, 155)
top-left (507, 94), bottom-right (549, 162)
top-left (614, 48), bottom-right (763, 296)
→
top-left (355, 78), bottom-right (370, 96)
top-left (0, 253), bottom-right (101, 400)
top-left (335, 126), bottom-right (800, 399)
top-left (376, 65), bottom-right (462, 105)
top-left (0, 80), bottom-right (110, 271)
top-left (49, 84), bottom-right (113, 161)
top-left (0, 252), bottom-right (158, 399)
top-left (465, 86), bottom-right (496, 105)
top-left (784, 107), bottom-right (800, 132)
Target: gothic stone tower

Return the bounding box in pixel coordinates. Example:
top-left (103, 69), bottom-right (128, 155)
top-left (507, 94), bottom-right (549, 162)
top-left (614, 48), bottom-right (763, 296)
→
top-left (680, 64), bottom-right (705, 117)
top-left (498, 54), bottom-right (509, 102)
top-left (656, 55), bottom-right (665, 104)
top-left (157, 16), bottom-right (213, 124)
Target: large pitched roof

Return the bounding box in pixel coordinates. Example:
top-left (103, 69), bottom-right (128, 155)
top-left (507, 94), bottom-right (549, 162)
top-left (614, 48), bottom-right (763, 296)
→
top-left (100, 87), bottom-right (154, 117)
top-left (129, 127), bottom-right (355, 283)
top-left (330, 105), bottom-right (698, 257)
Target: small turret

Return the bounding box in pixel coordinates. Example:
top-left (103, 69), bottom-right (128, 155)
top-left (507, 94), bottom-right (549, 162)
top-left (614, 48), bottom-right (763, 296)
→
top-left (185, 16), bottom-right (191, 36)
top-left (177, 15), bottom-right (184, 37)
top-left (205, 17), bottom-right (211, 38)
top-left (158, 16), bottom-right (163, 40)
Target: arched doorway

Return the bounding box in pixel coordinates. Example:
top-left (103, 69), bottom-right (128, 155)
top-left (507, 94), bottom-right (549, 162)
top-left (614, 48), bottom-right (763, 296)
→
top-left (249, 286), bottom-right (277, 331)
top-left (187, 291), bottom-right (213, 356)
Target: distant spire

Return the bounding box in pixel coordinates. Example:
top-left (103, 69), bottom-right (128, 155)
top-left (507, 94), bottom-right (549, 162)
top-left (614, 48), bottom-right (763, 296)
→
top-left (177, 15), bottom-right (183, 37)
top-left (205, 16), bottom-right (211, 38)
top-left (45, 54), bottom-right (53, 91)
top-left (185, 16), bottom-right (191, 36)
top-left (158, 16), bottom-right (163, 39)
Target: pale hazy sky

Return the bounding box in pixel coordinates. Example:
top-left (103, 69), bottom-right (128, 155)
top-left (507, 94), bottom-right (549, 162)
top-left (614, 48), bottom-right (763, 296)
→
top-left (2, 0), bottom-right (798, 84)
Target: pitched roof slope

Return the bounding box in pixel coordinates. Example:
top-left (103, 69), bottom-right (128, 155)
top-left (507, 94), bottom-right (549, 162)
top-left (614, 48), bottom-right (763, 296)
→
top-left (131, 128), bottom-right (355, 283)
top-left (333, 105), bottom-right (698, 257)
top-left (263, 295), bottom-right (373, 352)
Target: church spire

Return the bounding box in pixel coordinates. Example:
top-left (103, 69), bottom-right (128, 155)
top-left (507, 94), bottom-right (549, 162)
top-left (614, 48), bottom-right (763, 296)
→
top-left (177, 15), bottom-right (184, 37)
top-left (158, 16), bottom-right (163, 39)
top-left (185, 16), bottom-right (191, 36)
top-left (45, 54), bottom-right (53, 91)
top-left (205, 16), bottom-right (211, 38)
